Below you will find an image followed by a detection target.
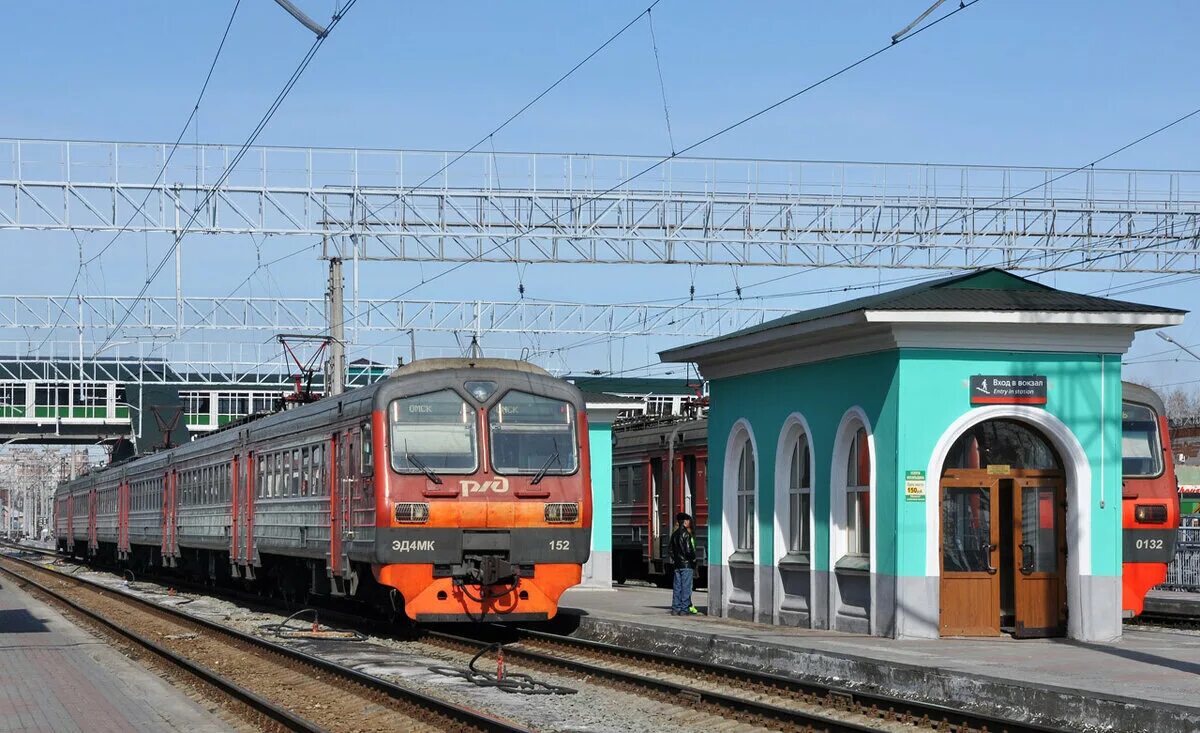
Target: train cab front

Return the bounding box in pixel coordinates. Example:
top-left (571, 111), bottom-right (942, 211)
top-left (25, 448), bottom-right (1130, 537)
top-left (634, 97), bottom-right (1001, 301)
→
top-left (371, 360), bottom-right (592, 623)
top-left (1120, 397), bottom-right (1180, 617)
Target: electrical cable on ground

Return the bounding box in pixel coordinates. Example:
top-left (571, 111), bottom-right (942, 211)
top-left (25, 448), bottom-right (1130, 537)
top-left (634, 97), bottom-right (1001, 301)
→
top-left (428, 642), bottom-right (578, 695)
top-left (257, 608), bottom-right (368, 641)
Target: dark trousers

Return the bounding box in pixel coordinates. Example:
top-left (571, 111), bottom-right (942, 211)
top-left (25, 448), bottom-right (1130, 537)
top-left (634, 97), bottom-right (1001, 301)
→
top-left (671, 566), bottom-right (694, 612)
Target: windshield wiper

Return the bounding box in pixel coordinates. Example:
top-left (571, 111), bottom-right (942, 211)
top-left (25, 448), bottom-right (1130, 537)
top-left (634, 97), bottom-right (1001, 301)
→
top-left (530, 452), bottom-right (561, 485)
top-left (406, 452), bottom-right (443, 485)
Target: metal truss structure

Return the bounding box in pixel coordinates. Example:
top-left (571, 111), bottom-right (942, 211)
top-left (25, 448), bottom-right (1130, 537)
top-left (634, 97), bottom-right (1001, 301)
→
top-left (6, 139), bottom-right (1200, 272)
top-left (0, 340), bottom-right (531, 386)
top-left (0, 295), bottom-right (790, 338)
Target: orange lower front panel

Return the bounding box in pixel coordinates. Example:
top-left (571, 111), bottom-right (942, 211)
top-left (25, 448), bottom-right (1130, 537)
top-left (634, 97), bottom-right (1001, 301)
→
top-left (1123, 561), bottom-right (1167, 617)
top-left (374, 563), bottom-right (582, 622)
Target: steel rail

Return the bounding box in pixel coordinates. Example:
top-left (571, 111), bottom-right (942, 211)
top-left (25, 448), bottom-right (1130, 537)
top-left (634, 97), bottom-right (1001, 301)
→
top-left (0, 550), bottom-right (532, 733)
top-left (423, 628), bottom-right (887, 732)
top-left (0, 557), bottom-right (327, 733)
top-left (500, 626), bottom-right (1065, 733)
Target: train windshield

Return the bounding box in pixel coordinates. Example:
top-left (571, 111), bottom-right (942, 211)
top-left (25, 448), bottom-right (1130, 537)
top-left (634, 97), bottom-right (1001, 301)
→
top-left (488, 391), bottom-right (578, 475)
top-left (389, 390), bottom-right (477, 473)
top-left (1121, 401), bottom-right (1163, 478)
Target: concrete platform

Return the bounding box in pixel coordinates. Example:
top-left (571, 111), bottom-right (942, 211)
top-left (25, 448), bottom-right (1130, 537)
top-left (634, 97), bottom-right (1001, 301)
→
top-left (1144, 588), bottom-right (1200, 617)
top-left (559, 585), bottom-right (1200, 733)
top-left (0, 573), bottom-right (234, 733)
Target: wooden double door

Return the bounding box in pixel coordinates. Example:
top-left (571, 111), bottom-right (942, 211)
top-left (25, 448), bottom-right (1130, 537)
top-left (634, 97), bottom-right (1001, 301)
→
top-left (939, 469), bottom-right (1067, 637)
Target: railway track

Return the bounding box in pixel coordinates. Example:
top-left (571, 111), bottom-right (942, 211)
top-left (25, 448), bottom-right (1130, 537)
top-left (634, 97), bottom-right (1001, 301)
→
top-left (5, 543), bottom-right (1068, 732)
top-left (0, 551), bottom-right (530, 733)
top-left (421, 628), bottom-right (1063, 733)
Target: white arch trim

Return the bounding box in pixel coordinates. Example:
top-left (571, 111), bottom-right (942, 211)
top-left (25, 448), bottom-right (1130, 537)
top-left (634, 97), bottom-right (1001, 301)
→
top-left (923, 405), bottom-right (1092, 578)
top-left (721, 418), bottom-right (761, 616)
top-left (772, 412), bottom-right (816, 625)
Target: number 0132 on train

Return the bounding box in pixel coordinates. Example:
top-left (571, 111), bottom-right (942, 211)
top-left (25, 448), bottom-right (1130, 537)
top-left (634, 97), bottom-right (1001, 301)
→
top-left (54, 359), bottom-right (593, 622)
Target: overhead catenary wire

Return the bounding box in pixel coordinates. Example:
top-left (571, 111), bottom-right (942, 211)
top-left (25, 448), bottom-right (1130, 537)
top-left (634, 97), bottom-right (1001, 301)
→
top-left (221, 1), bottom-right (669, 365)
top-left (645, 96), bottom-right (1200, 307)
top-left (33, 0), bottom-right (243, 354)
top-left (312, 0), bottom-right (985, 345)
top-left (94, 0), bottom-right (358, 356)
top-left (647, 7), bottom-right (676, 155)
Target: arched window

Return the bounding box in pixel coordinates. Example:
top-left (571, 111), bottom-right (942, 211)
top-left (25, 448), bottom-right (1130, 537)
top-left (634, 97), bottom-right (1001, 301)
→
top-left (787, 433), bottom-right (811, 556)
top-left (735, 438), bottom-right (755, 551)
top-left (845, 426), bottom-right (870, 557)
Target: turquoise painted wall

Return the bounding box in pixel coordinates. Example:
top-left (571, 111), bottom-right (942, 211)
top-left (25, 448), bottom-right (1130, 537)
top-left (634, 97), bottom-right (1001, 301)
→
top-left (895, 350), bottom-right (1123, 577)
top-left (706, 351), bottom-right (901, 574)
top-left (706, 349), bottom-right (1123, 581)
top-left (588, 422), bottom-right (614, 553)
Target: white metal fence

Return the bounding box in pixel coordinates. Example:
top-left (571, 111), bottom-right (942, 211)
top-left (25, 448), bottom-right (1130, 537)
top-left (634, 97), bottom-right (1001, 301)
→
top-left (1164, 523), bottom-right (1200, 592)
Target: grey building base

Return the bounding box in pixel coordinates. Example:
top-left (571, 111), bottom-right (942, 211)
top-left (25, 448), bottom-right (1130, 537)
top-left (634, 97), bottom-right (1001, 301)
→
top-left (707, 564), bottom-right (723, 616)
top-left (1073, 574), bottom-right (1122, 642)
top-left (580, 551), bottom-right (613, 590)
top-left (895, 575), bottom-right (940, 639)
top-left (569, 615), bottom-right (1200, 733)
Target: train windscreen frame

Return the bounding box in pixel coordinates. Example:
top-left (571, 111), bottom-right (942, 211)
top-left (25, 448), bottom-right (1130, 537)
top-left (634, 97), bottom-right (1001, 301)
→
top-left (1121, 400), bottom-right (1163, 478)
top-left (389, 389), bottom-right (478, 474)
top-left (488, 390), bottom-right (579, 475)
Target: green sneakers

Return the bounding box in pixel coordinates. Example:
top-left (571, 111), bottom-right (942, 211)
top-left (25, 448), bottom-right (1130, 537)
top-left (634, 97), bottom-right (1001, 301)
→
top-left (687, 606), bottom-right (700, 615)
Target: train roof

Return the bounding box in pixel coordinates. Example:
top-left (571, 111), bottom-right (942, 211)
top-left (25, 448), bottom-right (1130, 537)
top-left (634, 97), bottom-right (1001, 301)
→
top-left (1122, 381), bottom-right (1166, 413)
top-left (388, 358), bottom-right (551, 378)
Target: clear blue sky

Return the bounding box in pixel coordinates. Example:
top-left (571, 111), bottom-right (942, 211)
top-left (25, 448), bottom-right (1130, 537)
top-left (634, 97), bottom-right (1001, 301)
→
top-left (5, 1), bottom-right (1200, 388)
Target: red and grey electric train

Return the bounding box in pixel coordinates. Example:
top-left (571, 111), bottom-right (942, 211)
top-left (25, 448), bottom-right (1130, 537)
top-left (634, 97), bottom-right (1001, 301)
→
top-left (1120, 381), bottom-right (1180, 617)
top-left (610, 382), bottom-right (1180, 618)
top-left (54, 359), bottom-right (592, 622)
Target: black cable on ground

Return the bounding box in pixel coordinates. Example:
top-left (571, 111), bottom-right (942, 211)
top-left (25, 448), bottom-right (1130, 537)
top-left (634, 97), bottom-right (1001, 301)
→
top-left (256, 607), bottom-right (367, 641)
top-left (428, 642), bottom-right (577, 695)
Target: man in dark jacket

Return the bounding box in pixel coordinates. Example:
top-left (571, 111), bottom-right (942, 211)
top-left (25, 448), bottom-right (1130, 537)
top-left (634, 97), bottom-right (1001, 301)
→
top-left (669, 512), bottom-right (699, 615)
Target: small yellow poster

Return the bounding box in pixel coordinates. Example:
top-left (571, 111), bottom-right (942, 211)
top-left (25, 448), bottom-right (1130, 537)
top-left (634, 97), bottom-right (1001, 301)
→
top-left (904, 470), bottom-right (926, 502)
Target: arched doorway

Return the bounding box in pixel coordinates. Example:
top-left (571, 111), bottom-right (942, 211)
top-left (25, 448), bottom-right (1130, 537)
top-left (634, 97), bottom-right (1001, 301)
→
top-left (939, 419), bottom-right (1067, 638)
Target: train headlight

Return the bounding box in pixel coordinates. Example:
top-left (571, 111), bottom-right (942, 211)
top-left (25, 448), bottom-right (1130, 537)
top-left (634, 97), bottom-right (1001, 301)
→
top-left (394, 502), bottom-right (430, 523)
top-left (544, 502), bottom-right (579, 524)
top-left (1134, 504), bottom-right (1168, 524)
top-left (464, 380), bottom-right (497, 402)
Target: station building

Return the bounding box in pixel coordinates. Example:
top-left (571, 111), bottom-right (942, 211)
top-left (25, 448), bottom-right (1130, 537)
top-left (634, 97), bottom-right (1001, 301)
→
top-left (661, 269), bottom-right (1184, 642)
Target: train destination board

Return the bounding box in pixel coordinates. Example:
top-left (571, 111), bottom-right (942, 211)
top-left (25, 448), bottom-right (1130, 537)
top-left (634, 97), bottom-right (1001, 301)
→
top-left (969, 375), bottom-right (1048, 405)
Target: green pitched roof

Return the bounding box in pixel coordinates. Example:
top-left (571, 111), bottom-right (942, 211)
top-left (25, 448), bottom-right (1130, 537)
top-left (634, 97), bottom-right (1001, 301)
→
top-left (670, 268), bottom-right (1185, 353)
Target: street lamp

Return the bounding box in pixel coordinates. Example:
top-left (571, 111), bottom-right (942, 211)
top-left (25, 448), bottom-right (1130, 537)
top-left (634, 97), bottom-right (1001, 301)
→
top-left (1157, 331), bottom-right (1200, 363)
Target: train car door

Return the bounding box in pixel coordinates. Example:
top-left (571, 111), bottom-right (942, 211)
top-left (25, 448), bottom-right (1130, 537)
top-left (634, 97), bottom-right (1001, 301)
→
top-left (939, 475), bottom-right (1001, 636)
top-left (87, 489), bottom-right (98, 554)
top-left (1012, 477), bottom-right (1067, 638)
top-left (242, 452), bottom-right (256, 576)
top-left (162, 470), bottom-right (177, 567)
top-left (230, 455), bottom-right (241, 566)
top-left (329, 432), bottom-right (354, 588)
top-left (65, 494), bottom-right (74, 552)
top-left (647, 462), bottom-right (659, 568)
top-left (118, 480), bottom-right (130, 560)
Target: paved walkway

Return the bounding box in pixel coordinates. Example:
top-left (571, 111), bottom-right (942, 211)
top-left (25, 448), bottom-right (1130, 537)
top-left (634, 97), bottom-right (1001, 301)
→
top-left (0, 573), bottom-right (233, 733)
top-left (561, 584), bottom-right (1200, 733)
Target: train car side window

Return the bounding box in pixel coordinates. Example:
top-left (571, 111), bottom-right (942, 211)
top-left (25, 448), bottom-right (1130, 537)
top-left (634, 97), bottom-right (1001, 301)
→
top-left (1122, 401), bottom-right (1163, 478)
top-left (291, 449), bottom-right (301, 496)
top-left (390, 390), bottom-right (478, 474)
top-left (361, 423), bottom-right (374, 477)
top-left (301, 448), bottom-right (311, 496)
top-left (317, 445), bottom-right (327, 496)
top-left (488, 391), bottom-right (579, 475)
